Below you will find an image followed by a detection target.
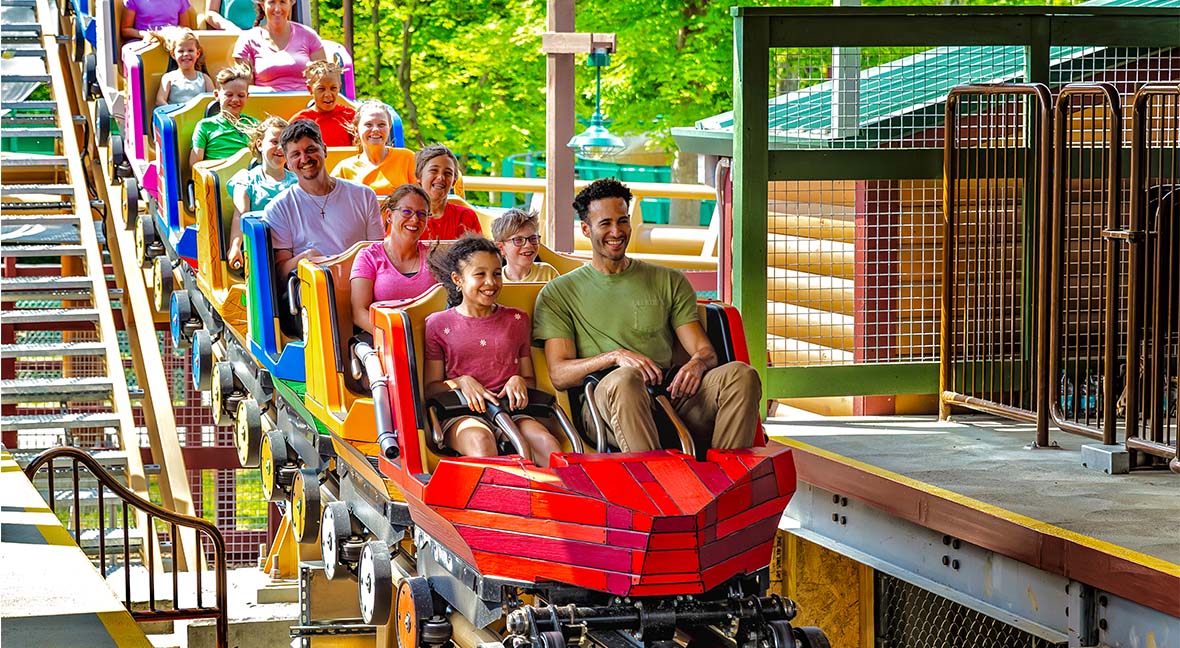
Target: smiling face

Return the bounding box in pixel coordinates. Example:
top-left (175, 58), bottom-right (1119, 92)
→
top-left (262, 0), bottom-right (291, 24)
top-left (357, 105), bottom-right (390, 148)
top-left (173, 39), bottom-right (200, 71)
top-left (308, 75), bottom-right (340, 113)
top-left (452, 250), bottom-right (503, 310)
top-left (418, 154), bottom-right (457, 205)
top-left (495, 223), bottom-right (540, 272)
top-left (581, 196), bottom-right (631, 263)
top-left (283, 135), bottom-right (326, 182)
top-left (385, 192), bottom-right (429, 244)
top-left (260, 126), bottom-right (285, 171)
top-left (217, 79), bottom-right (249, 117)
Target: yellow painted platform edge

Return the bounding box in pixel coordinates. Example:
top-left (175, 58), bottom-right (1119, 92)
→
top-left (776, 436), bottom-right (1180, 576)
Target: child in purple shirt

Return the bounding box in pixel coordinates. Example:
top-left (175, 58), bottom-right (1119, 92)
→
top-left (422, 236), bottom-right (562, 467)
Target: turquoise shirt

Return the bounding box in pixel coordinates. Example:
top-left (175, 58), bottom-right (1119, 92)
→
top-left (226, 165), bottom-right (297, 212)
top-left (222, 0), bottom-right (256, 30)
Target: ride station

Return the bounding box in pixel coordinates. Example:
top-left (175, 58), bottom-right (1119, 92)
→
top-left (1, 0), bottom-right (1177, 647)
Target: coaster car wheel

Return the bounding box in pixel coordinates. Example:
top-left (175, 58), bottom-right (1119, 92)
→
top-left (358, 541), bottom-right (393, 626)
top-left (290, 468), bottom-right (321, 542)
top-left (260, 430), bottom-right (291, 502)
top-left (792, 626), bottom-right (832, 648)
top-left (152, 256), bottom-right (172, 313)
top-left (135, 212), bottom-right (159, 268)
top-left (234, 398), bottom-right (262, 468)
top-left (211, 362), bottom-right (236, 428)
top-left (169, 290), bottom-right (192, 349)
top-left (84, 51), bottom-right (99, 100)
top-left (320, 501), bottom-right (352, 581)
top-left (191, 329), bottom-right (213, 390)
top-left (112, 136), bottom-right (130, 187)
top-left (394, 576), bottom-right (433, 645)
top-left (94, 97), bottom-right (110, 148)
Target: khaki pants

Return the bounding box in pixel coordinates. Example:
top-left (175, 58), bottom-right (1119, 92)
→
top-left (584, 362), bottom-right (761, 453)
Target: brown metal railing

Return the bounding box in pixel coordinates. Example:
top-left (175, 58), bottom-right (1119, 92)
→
top-left (24, 446), bottom-right (229, 646)
top-left (940, 84), bottom-right (1054, 445)
top-left (1125, 84), bottom-right (1180, 472)
top-left (1049, 84), bottom-right (1123, 445)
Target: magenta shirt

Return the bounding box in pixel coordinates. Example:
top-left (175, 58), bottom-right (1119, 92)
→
top-left (350, 241), bottom-right (436, 303)
top-left (424, 306), bottom-right (531, 393)
top-left (125, 0), bottom-right (190, 31)
top-left (232, 23), bottom-right (324, 92)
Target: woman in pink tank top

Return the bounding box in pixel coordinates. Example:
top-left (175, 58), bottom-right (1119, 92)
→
top-left (349, 184), bottom-right (437, 335)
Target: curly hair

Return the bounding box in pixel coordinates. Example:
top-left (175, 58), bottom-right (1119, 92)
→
top-left (572, 177), bottom-right (632, 222)
top-left (427, 234), bottom-right (501, 308)
top-left (246, 116), bottom-right (289, 158)
top-left (303, 60), bottom-right (342, 86)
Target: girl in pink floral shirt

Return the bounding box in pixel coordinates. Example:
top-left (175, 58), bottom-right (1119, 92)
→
top-left (422, 236), bottom-right (561, 466)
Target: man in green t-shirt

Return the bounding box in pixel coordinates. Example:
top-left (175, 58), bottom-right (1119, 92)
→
top-left (533, 178), bottom-right (761, 453)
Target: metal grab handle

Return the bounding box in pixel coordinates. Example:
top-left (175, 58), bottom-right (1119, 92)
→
top-left (287, 274), bottom-right (300, 317)
top-left (583, 381), bottom-right (609, 453)
top-left (354, 342), bottom-right (399, 459)
top-left (488, 408), bottom-right (531, 459)
top-left (652, 393), bottom-right (696, 458)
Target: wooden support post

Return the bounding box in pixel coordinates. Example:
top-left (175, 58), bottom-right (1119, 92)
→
top-left (545, 0), bottom-right (576, 252)
top-left (853, 180), bottom-right (901, 415)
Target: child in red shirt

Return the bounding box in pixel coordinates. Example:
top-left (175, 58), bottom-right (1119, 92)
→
top-left (289, 60), bottom-right (355, 147)
top-left (423, 236), bottom-right (562, 467)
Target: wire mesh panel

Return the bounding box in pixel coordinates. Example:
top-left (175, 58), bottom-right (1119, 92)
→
top-left (1049, 85), bottom-right (1123, 444)
top-left (875, 572), bottom-right (1063, 648)
top-left (1125, 85), bottom-right (1180, 469)
top-left (940, 85), bottom-right (1052, 430)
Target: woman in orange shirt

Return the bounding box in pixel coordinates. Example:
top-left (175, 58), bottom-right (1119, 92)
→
top-left (330, 100), bottom-right (415, 196)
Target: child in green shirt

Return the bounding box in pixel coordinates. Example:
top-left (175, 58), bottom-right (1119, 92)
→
top-left (190, 64), bottom-right (259, 166)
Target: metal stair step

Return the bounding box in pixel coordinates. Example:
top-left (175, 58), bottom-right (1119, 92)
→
top-left (0, 377), bottom-right (114, 402)
top-left (0, 154), bottom-right (68, 168)
top-left (0, 412), bottom-right (121, 430)
top-left (1, 184), bottom-right (75, 196)
top-left (1, 114), bottom-right (57, 125)
top-left (0, 341), bottom-right (109, 358)
top-left (2, 308), bottom-right (100, 324)
top-left (0, 126), bottom-right (62, 139)
top-left (0, 100), bottom-right (56, 111)
top-left (0, 201), bottom-right (74, 213)
top-left (0, 276), bottom-right (102, 300)
top-left (0, 243), bottom-right (87, 256)
top-left (0, 73), bottom-right (51, 84)
top-left (0, 214), bottom-right (83, 226)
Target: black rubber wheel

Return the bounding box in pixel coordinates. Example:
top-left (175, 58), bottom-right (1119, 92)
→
top-left (358, 541), bottom-right (394, 626)
top-left (123, 176), bottom-right (139, 230)
top-left (152, 256), bottom-right (172, 313)
top-left (793, 626), bottom-right (832, 648)
top-left (291, 468), bottom-right (321, 542)
top-left (539, 630), bottom-right (567, 648)
top-left (191, 329), bottom-right (213, 390)
top-left (94, 98), bottom-right (110, 148)
top-left (320, 501), bottom-right (352, 581)
top-left (211, 361), bottom-right (235, 428)
top-left (84, 51), bottom-right (99, 100)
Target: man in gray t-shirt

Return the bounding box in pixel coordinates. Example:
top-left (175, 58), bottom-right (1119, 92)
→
top-left (262, 120), bottom-right (383, 277)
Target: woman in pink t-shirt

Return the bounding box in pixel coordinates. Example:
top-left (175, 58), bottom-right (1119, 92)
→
top-left (231, 0), bottom-right (325, 92)
top-left (349, 184), bottom-right (436, 335)
top-left (422, 236), bottom-right (562, 467)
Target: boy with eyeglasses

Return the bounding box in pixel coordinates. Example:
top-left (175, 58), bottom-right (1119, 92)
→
top-left (491, 209), bottom-right (559, 283)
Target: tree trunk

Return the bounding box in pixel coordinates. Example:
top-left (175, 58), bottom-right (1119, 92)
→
top-left (371, 0), bottom-right (380, 84)
top-left (343, 0), bottom-right (354, 55)
top-left (309, 0), bottom-right (319, 32)
top-left (397, 0), bottom-right (423, 147)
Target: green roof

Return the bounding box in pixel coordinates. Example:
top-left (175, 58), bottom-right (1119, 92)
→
top-left (673, 0), bottom-right (1180, 156)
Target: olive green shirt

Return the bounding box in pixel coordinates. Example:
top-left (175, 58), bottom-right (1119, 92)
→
top-left (532, 259), bottom-right (698, 368)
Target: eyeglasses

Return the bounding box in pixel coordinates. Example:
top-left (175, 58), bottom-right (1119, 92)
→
top-left (506, 235), bottom-right (542, 247)
top-left (395, 208), bottom-right (429, 220)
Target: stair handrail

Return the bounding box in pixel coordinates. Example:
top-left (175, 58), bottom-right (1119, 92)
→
top-left (24, 446), bottom-right (229, 648)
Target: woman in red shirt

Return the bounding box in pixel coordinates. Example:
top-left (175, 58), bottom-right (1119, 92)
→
top-left (416, 144), bottom-right (482, 240)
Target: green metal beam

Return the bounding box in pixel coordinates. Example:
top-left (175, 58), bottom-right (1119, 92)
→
top-left (766, 363), bottom-right (939, 398)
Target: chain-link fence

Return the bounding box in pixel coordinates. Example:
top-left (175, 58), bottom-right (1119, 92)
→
top-left (876, 572), bottom-right (1063, 648)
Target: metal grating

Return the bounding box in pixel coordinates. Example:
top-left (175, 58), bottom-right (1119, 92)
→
top-left (765, 179), bottom-right (943, 368)
top-left (875, 572), bottom-right (1063, 648)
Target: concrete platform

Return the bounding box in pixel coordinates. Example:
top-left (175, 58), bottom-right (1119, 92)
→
top-left (0, 449), bottom-right (152, 647)
top-left (765, 413), bottom-right (1180, 617)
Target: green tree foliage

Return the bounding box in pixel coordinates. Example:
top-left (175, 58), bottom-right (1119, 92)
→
top-left (327, 0), bottom-right (1081, 173)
